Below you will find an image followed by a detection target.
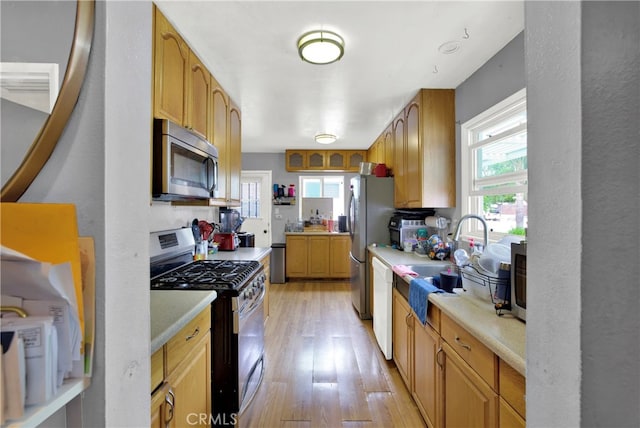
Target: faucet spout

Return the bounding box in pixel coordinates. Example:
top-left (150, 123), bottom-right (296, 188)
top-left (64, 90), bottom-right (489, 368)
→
top-left (453, 214), bottom-right (488, 250)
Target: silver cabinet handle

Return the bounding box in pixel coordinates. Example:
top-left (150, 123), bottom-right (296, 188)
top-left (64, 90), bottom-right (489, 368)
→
top-left (436, 346), bottom-right (444, 368)
top-left (164, 387), bottom-right (175, 427)
top-left (185, 326), bottom-right (200, 341)
top-left (454, 336), bottom-right (471, 351)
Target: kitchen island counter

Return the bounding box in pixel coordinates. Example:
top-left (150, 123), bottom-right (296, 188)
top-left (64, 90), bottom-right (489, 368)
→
top-left (151, 290), bottom-right (217, 353)
top-left (369, 244), bottom-right (525, 376)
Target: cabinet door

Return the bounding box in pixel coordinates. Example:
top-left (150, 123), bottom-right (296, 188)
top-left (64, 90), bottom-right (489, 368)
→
top-left (209, 76), bottom-right (229, 203)
top-left (151, 383), bottom-right (173, 428)
top-left (384, 127), bottom-right (394, 172)
top-left (153, 7), bottom-right (188, 125)
top-left (499, 398), bottom-right (525, 428)
top-left (166, 332), bottom-right (211, 427)
top-left (393, 115), bottom-right (406, 208)
top-left (307, 235), bottom-right (330, 277)
top-left (405, 98), bottom-right (422, 208)
top-left (392, 288), bottom-right (412, 388)
top-left (286, 236), bottom-right (308, 277)
top-left (347, 151), bottom-right (366, 171)
top-left (413, 320), bottom-right (440, 428)
top-left (286, 150), bottom-right (306, 171)
top-left (185, 50), bottom-right (209, 139)
top-left (228, 101), bottom-right (242, 204)
top-left (327, 151), bottom-right (347, 170)
top-left (368, 139), bottom-right (379, 164)
top-left (306, 151), bottom-right (326, 170)
top-left (329, 235), bottom-right (351, 277)
top-left (441, 341), bottom-right (499, 428)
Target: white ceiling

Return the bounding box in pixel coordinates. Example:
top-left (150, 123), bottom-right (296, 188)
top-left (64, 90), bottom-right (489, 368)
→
top-left (155, 1), bottom-right (524, 153)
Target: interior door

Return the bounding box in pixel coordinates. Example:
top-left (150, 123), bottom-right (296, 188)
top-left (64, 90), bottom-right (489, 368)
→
top-left (240, 170), bottom-right (272, 248)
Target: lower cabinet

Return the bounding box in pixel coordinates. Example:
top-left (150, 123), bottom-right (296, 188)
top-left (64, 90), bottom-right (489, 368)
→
top-left (392, 292), bottom-right (525, 428)
top-left (285, 234), bottom-right (350, 279)
top-left (151, 308), bottom-right (211, 427)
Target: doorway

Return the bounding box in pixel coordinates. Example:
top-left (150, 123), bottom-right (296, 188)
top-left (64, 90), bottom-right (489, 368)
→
top-left (240, 170), bottom-right (272, 248)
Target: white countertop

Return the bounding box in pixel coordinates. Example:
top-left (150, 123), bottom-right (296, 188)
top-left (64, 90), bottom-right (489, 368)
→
top-left (369, 245), bottom-right (526, 376)
top-left (208, 246), bottom-right (271, 261)
top-left (151, 290), bottom-right (217, 353)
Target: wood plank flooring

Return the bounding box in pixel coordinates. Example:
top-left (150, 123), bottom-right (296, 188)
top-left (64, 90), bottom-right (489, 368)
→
top-left (238, 281), bottom-right (426, 428)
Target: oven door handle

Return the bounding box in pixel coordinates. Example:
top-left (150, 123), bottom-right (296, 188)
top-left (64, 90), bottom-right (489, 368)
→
top-left (233, 285), bottom-right (265, 334)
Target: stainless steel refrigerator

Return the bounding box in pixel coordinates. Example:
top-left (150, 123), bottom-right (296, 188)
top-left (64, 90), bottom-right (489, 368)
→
top-left (348, 175), bottom-right (395, 319)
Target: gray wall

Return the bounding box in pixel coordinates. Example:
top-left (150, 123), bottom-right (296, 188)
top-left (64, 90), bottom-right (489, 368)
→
top-left (526, 1), bottom-right (639, 427)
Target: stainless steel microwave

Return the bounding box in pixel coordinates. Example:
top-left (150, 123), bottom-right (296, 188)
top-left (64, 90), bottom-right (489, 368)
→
top-left (152, 118), bottom-right (218, 201)
top-left (510, 241), bottom-right (527, 321)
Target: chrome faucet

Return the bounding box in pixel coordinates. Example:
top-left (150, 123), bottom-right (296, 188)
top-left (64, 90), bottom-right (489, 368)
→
top-left (452, 214), bottom-right (488, 252)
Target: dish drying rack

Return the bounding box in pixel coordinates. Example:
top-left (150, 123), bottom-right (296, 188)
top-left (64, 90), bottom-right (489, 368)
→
top-left (459, 264), bottom-right (512, 316)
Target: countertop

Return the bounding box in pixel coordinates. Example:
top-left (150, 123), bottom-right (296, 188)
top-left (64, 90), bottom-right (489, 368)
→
top-left (150, 290), bottom-right (217, 353)
top-left (369, 245), bottom-right (526, 376)
top-left (209, 246), bottom-right (272, 261)
top-left (150, 247), bottom-right (272, 353)
top-left (284, 231), bottom-right (349, 236)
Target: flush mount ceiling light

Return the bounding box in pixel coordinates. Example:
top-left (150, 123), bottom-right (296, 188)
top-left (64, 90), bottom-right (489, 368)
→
top-left (297, 30), bottom-right (344, 65)
top-left (315, 133), bottom-right (337, 144)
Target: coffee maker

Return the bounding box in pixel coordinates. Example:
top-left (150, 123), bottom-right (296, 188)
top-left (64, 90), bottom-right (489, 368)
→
top-left (215, 209), bottom-right (242, 251)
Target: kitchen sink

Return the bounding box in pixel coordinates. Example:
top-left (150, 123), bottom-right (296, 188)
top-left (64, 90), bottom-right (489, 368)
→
top-left (405, 263), bottom-right (453, 278)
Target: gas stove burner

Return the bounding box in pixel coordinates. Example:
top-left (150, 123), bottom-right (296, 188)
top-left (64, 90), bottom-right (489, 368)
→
top-left (151, 259), bottom-right (261, 291)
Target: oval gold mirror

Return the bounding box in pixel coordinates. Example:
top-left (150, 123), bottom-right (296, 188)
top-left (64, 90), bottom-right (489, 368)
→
top-left (1, 0), bottom-right (95, 202)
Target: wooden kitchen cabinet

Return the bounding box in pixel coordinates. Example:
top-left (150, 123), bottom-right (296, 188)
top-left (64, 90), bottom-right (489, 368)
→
top-left (392, 288), bottom-right (412, 388)
top-left (285, 150), bottom-right (367, 172)
top-left (228, 100), bottom-right (242, 205)
top-left (153, 6), bottom-right (188, 126)
top-left (392, 114), bottom-right (406, 207)
top-left (499, 359), bottom-right (526, 427)
top-left (150, 308), bottom-right (211, 427)
top-left (413, 315), bottom-right (441, 428)
top-left (185, 49), bottom-right (210, 139)
top-left (209, 75), bottom-right (229, 205)
top-left (285, 234), bottom-right (350, 278)
top-left (329, 235), bottom-right (351, 277)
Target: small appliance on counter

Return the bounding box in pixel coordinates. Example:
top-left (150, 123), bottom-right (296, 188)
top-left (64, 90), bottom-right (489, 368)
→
top-left (237, 232), bottom-right (255, 247)
top-left (388, 209), bottom-right (435, 250)
top-left (213, 232), bottom-right (239, 251)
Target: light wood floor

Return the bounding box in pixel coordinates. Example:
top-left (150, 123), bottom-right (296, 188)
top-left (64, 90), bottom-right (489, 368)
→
top-left (238, 281), bottom-right (426, 428)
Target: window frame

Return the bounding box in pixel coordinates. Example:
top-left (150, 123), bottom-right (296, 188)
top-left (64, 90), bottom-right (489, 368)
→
top-left (460, 88), bottom-right (527, 242)
top-left (298, 175), bottom-right (345, 219)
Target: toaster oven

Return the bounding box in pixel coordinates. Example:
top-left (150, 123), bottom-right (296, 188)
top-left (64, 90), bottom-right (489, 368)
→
top-left (510, 241), bottom-right (527, 321)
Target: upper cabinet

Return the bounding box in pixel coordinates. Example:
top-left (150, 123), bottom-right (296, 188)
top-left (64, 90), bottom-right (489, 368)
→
top-left (369, 89), bottom-right (455, 209)
top-left (152, 6), bottom-right (242, 206)
top-left (185, 50), bottom-right (210, 139)
top-left (153, 7), bottom-right (188, 125)
top-left (285, 150), bottom-right (367, 172)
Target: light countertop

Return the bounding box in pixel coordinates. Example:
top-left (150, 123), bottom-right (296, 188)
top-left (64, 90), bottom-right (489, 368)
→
top-left (285, 231), bottom-right (349, 236)
top-left (209, 246), bottom-right (272, 261)
top-left (369, 245), bottom-right (526, 376)
top-left (151, 290), bottom-right (217, 353)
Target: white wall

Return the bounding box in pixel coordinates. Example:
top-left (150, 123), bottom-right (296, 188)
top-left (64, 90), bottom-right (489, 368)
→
top-left (526, 1), bottom-right (640, 427)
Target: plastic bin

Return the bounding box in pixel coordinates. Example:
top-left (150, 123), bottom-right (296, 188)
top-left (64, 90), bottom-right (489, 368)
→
top-left (270, 243), bottom-right (286, 283)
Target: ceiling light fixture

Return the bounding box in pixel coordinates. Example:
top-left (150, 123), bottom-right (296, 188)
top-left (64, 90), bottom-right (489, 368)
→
top-left (297, 30), bottom-right (344, 65)
top-left (315, 133), bottom-right (337, 144)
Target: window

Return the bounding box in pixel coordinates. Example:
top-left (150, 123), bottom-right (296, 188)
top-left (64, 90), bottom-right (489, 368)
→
top-left (299, 175), bottom-right (344, 218)
top-left (240, 181), bottom-right (260, 218)
top-left (461, 89), bottom-right (527, 240)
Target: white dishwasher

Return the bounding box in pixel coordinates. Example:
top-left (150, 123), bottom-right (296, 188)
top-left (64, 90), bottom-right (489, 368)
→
top-left (372, 256), bottom-right (393, 360)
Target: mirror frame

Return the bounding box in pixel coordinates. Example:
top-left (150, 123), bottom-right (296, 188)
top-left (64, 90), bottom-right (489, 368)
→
top-left (1, 0), bottom-right (95, 202)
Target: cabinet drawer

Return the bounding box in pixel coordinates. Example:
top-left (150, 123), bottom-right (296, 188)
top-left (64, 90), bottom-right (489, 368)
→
top-left (166, 308), bottom-right (211, 374)
top-left (499, 359), bottom-right (526, 419)
top-left (151, 348), bottom-right (164, 392)
top-left (441, 313), bottom-right (497, 389)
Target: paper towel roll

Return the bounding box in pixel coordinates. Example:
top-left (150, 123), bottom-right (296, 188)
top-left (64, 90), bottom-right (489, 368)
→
top-left (425, 216), bottom-right (440, 228)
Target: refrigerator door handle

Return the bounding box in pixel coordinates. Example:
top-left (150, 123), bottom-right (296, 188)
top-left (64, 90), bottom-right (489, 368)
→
top-left (348, 189), bottom-right (355, 241)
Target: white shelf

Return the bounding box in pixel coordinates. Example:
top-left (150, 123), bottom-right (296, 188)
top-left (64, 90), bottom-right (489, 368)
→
top-left (2, 377), bottom-right (90, 428)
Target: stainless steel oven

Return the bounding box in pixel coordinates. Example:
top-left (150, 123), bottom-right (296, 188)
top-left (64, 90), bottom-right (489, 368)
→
top-left (150, 228), bottom-right (266, 422)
